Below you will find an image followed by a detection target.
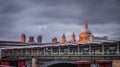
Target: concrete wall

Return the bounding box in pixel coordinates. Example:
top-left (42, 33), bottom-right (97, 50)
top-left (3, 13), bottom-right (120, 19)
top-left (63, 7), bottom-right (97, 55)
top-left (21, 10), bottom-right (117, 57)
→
top-left (32, 58), bottom-right (37, 67)
top-left (112, 60), bottom-right (120, 67)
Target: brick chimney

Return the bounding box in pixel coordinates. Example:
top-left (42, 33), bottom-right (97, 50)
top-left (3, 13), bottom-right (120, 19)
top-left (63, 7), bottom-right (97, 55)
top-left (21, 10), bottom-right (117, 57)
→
top-left (52, 38), bottom-right (57, 44)
top-left (20, 34), bottom-right (26, 43)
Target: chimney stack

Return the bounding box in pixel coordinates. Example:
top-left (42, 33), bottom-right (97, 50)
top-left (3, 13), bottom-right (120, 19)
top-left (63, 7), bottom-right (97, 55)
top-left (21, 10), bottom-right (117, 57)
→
top-left (37, 35), bottom-right (42, 43)
top-left (28, 36), bottom-right (35, 43)
top-left (20, 34), bottom-right (26, 42)
top-left (52, 38), bottom-right (57, 44)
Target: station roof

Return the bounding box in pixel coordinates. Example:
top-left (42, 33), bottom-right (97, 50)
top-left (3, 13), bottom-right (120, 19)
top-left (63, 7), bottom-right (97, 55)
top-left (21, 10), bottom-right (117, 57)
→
top-left (0, 40), bottom-right (119, 50)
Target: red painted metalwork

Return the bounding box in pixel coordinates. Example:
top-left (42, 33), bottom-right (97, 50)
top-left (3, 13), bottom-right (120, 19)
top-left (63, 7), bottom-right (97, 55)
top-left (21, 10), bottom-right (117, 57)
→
top-left (97, 60), bottom-right (112, 67)
top-left (1, 59), bottom-right (10, 66)
top-left (74, 61), bottom-right (93, 67)
top-left (18, 59), bottom-right (25, 67)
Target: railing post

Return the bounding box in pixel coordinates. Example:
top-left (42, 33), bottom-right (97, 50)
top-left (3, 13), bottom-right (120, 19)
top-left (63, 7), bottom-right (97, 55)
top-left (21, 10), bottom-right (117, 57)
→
top-left (117, 42), bottom-right (119, 55)
top-left (37, 48), bottom-right (39, 56)
top-left (59, 46), bottom-right (61, 55)
top-left (89, 44), bottom-right (91, 55)
top-left (68, 45), bottom-right (70, 56)
top-left (51, 46), bottom-right (53, 55)
top-left (26, 48), bottom-right (27, 56)
top-left (44, 47), bottom-right (45, 56)
top-left (78, 45), bottom-right (80, 55)
top-left (21, 49), bottom-right (22, 56)
top-left (102, 44), bottom-right (104, 55)
top-left (31, 48), bottom-right (33, 56)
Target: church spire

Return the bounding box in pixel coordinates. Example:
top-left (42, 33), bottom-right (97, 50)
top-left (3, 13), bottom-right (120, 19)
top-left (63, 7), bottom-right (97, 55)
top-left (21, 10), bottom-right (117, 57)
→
top-left (85, 20), bottom-right (88, 28)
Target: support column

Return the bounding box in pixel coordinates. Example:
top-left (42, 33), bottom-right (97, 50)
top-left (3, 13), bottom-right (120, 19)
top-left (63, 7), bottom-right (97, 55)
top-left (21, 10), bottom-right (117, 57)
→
top-left (21, 49), bottom-right (22, 56)
top-left (1, 59), bottom-right (10, 66)
top-left (112, 60), bottom-right (120, 67)
top-left (16, 49), bottom-right (18, 56)
top-left (102, 44), bottom-right (104, 55)
top-left (18, 59), bottom-right (26, 67)
top-left (26, 49), bottom-right (27, 56)
top-left (78, 45), bottom-right (80, 55)
top-left (74, 61), bottom-right (93, 67)
top-left (51, 47), bottom-right (53, 55)
top-left (59, 46), bottom-right (61, 55)
top-left (37, 48), bottom-right (39, 56)
top-left (68, 45), bottom-right (70, 56)
top-left (44, 47), bottom-right (45, 56)
top-left (32, 58), bottom-right (37, 67)
top-left (97, 60), bottom-right (112, 67)
top-left (117, 42), bottom-right (119, 55)
top-left (31, 48), bottom-right (33, 56)
top-left (89, 45), bottom-right (91, 55)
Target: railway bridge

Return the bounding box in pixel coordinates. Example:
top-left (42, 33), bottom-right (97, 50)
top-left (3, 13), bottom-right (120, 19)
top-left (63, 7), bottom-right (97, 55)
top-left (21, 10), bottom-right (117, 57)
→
top-left (0, 40), bottom-right (120, 67)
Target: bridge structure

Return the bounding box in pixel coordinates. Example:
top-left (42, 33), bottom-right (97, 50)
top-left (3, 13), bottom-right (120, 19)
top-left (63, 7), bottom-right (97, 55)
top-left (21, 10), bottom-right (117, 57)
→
top-left (0, 40), bottom-right (120, 67)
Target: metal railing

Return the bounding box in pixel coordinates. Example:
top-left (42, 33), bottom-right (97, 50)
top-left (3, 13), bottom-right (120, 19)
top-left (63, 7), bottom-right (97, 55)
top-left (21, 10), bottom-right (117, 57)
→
top-left (0, 65), bottom-right (14, 67)
top-left (2, 51), bottom-right (119, 58)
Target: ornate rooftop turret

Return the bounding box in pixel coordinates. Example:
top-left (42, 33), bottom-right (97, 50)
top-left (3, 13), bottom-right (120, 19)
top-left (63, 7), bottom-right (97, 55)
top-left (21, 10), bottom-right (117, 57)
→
top-left (60, 33), bottom-right (66, 44)
top-left (69, 32), bottom-right (76, 43)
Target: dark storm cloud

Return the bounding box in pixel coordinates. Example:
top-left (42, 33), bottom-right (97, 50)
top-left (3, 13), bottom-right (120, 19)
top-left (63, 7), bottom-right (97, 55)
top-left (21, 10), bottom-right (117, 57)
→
top-left (0, 0), bottom-right (120, 42)
top-left (30, 0), bottom-right (120, 24)
top-left (80, 0), bottom-right (120, 24)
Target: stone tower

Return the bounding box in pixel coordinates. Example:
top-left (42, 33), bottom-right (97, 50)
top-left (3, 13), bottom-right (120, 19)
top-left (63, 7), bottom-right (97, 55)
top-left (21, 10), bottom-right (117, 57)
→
top-left (60, 33), bottom-right (66, 44)
top-left (20, 34), bottom-right (26, 42)
top-left (69, 32), bottom-right (76, 43)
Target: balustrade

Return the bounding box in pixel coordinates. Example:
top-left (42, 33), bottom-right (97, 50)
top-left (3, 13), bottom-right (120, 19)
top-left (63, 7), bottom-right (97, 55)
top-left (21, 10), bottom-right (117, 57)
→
top-left (1, 43), bottom-right (119, 58)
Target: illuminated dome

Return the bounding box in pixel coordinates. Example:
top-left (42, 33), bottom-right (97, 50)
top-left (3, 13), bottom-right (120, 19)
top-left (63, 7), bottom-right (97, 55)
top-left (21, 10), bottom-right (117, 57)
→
top-left (77, 21), bottom-right (93, 42)
top-left (80, 22), bottom-right (92, 36)
top-left (81, 28), bottom-right (91, 36)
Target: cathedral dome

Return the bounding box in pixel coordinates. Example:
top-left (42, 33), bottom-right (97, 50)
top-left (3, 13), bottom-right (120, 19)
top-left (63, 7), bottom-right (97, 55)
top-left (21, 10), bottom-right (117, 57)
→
top-left (80, 28), bottom-right (91, 36)
top-left (80, 21), bottom-right (91, 36)
top-left (77, 21), bottom-right (93, 42)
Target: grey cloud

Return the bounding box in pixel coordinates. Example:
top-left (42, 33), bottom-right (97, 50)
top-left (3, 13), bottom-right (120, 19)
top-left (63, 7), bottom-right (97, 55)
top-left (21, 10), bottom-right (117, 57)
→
top-left (80, 0), bottom-right (120, 24)
top-left (0, 0), bottom-right (120, 42)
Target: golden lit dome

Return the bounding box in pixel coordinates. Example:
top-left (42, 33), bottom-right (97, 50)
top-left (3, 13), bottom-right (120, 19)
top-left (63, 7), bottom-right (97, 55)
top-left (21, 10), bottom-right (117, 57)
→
top-left (77, 21), bottom-right (93, 42)
top-left (80, 21), bottom-right (91, 36)
top-left (80, 28), bottom-right (91, 36)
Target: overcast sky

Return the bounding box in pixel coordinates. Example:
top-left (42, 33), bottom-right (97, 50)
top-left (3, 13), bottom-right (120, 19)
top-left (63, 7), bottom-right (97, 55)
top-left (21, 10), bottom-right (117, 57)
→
top-left (0, 0), bottom-right (120, 42)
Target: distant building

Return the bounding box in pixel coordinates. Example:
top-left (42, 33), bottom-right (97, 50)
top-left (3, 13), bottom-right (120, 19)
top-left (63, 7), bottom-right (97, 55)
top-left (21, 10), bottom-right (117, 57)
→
top-left (20, 21), bottom-right (109, 44)
top-left (58, 21), bottom-right (108, 43)
top-left (94, 36), bottom-right (108, 40)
